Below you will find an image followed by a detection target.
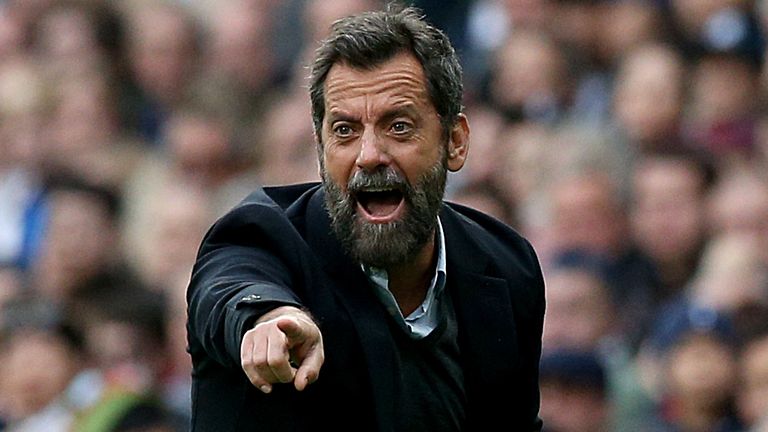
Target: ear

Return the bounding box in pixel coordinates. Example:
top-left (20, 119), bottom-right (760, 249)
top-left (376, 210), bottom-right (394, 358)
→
top-left (316, 135), bottom-right (325, 179)
top-left (446, 113), bottom-right (470, 172)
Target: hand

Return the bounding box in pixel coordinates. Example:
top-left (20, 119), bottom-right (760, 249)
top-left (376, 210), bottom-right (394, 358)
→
top-left (240, 306), bottom-right (324, 394)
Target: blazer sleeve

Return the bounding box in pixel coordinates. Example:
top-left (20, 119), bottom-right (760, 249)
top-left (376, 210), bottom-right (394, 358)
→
top-left (187, 198), bottom-right (306, 369)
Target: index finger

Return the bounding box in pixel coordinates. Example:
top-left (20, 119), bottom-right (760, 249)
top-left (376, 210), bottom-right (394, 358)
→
top-left (266, 324), bottom-right (297, 383)
top-left (276, 317), bottom-right (307, 345)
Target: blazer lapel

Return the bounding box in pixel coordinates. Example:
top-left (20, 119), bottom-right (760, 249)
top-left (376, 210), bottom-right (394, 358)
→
top-left (440, 207), bottom-right (520, 395)
top-left (305, 189), bottom-right (399, 432)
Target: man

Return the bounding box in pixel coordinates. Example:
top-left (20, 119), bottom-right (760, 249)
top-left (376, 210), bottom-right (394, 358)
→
top-left (187, 6), bottom-right (545, 431)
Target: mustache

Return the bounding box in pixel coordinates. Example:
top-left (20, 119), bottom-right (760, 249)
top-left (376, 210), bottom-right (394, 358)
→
top-left (347, 167), bottom-right (409, 195)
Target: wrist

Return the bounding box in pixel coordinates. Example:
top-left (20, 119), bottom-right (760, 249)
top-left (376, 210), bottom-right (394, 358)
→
top-left (255, 305), bottom-right (310, 326)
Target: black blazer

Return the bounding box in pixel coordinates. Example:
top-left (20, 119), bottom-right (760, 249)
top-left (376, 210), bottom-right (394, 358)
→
top-left (187, 183), bottom-right (545, 431)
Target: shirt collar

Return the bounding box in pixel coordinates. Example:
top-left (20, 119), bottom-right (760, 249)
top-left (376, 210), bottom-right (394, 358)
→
top-left (361, 217), bottom-right (447, 336)
top-left (435, 216), bottom-right (447, 281)
top-left (418, 216), bottom-right (447, 319)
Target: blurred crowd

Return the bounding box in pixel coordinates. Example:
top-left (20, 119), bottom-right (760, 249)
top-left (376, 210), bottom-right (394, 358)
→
top-left (0, 0), bottom-right (767, 431)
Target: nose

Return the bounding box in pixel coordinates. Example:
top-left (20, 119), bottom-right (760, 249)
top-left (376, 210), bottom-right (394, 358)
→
top-left (355, 128), bottom-right (389, 171)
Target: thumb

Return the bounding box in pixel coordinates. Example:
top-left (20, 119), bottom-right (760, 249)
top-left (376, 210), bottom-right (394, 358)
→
top-left (294, 343), bottom-right (323, 391)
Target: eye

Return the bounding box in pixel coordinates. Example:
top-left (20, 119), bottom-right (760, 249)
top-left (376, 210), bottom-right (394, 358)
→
top-left (390, 121), bottom-right (412, 135)
top-left (333, 124), bottom-right (354, 138)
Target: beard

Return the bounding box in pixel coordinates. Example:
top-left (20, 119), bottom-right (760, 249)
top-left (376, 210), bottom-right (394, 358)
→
top-left (323, 154), bottom-right (448, 268)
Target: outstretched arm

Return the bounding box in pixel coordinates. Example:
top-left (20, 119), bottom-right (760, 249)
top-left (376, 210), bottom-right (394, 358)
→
top-left (187, 197), bottom-right (317, 375)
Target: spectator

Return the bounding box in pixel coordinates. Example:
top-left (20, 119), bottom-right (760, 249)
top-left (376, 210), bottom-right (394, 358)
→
top-left (30, 0), bottom-right (125, 81)
top-left (44, 71), bottom-right (143, 190)
top-left (547, 170), bottom-right (660, 346)
top-left (123, 0), bottom-right (200, 143)
top-left (494, 121), bottom-right (551, 208)
top-left (707, 168), bottom-right (768, 264)
top-left (67, 275), bottom-right (168, 396)
top-left (688, 232), bottom-right (768, 315)
top-left (543, 251), bottom-right (658, 430)
top-left (542, 262), bottom-right (615, 352)
top-left (484, 29), bottom-right (571, 125)
top-left (738, 330), bottom-right (768, 430)
top-left (204, 0), bottom-right (280, 101)
top-left (612, 42), bottom-right (687, 153)
top-left (0, 58), bottom-right (49, 269)
top-left (124, 100), bottom-right (260, 221)
top-left (539, 349), bottom-right (610, 432)
top-left (686, 52), bottom-right (761, 164)
top-left (157, 271), bottom-right (194, 425)
top-left (121, 181), bottom-right (215, 291)
top-left (30, 175), bottom-right (125, 303)
top-left (303, 0), bottom-right (382, 43)
top-left (161, 105), bottom-right (245, 190)
top-left (448, 179), bottom-right (515, 225)
top-left (254, 88), bottom-right (319, 185)
top-left (198, 0), bottom-right (283, 158)
top-left (630, 150), bottom-right (714, 301)
top-left (0, 295), bottom-right (181, 432)
top-left (596, 0), bottom-right (666, 68)
top-left (665, 0), bottom-right (764, 64)
top-left (449, 100), bottom-right (507, 189)
top-left (643, 304), bottom-right (744, 431)
top-left (0, 299), bottom-right (82, 430)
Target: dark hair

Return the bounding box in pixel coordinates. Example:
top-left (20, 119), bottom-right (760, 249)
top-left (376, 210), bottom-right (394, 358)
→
top-left (69, 270), bottom-right (168, 347)
top-left (43, 172), bottom-right (122, 222)
top-left (308, 5), bottom-right (463, 149)
top-left (31, 0), bottom-right (125, 61)
top-left (0, 296), bottom-right (85, 354)
top-left (539, 349), bottom-right (606, 394)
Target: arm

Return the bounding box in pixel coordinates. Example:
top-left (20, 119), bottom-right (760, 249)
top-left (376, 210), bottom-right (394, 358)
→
top-left (187, 200), bottom-right (324, 391)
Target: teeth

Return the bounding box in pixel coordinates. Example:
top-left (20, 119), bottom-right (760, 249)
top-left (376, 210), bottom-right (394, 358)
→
top-left (360, 187), bottom-right (395, 193)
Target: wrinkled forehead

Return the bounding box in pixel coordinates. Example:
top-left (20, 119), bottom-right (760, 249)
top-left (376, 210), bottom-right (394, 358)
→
top-left (325, 54), bottom-right (436, 120)
top-left (323, 52), bottom-right (431, 109)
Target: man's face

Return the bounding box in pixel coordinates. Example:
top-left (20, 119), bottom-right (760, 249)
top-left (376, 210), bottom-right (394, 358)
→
top-left (319, 52), bottom-right (450, 268)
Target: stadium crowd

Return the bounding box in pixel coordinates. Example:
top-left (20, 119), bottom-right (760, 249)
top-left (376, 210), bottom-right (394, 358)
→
top-left (0, 0), bottom-right (767, 431)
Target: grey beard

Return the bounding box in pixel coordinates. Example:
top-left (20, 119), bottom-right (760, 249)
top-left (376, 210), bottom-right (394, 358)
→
top-left (323, 158), bottom-right (447, 268)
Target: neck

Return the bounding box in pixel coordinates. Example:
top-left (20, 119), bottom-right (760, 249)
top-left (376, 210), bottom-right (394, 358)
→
top-left (386, 233), bottom-right (437, 316)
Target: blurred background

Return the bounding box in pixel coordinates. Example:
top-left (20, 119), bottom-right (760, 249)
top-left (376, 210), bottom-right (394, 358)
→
top-left (0, 0), bottom-right (767, 431)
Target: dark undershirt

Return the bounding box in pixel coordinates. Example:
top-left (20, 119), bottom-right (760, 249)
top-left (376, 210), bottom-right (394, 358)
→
top-left (391, 293), bottom-right (466, 432)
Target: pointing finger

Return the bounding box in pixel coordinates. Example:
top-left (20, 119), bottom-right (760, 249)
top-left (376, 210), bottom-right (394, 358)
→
top-left (276, 317), bottom-right (306, 344)
top-left (267, 325), bottom-right (296, 383)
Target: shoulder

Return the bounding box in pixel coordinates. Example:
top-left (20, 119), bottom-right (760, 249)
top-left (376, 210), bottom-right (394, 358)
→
top-left (201, 183), bottom-right (321, 247)
top-left (230, 182), bottom-right (320, 214)
top-left (441, 201), bottom-right (544, 309)
top-left (218, 183), bottom-right (320, 224)
top-left (262, 182), bottom-right (321, 210)
top-left (442, 201), bottom-right (538, 267)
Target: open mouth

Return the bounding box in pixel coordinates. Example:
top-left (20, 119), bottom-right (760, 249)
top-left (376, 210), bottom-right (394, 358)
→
top-left (354, 188), bottom-right (405, 222)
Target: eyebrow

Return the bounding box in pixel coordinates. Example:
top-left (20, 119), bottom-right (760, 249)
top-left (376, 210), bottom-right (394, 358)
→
top-left (326, 103), bottom-right (421, 125)
top-left (326, 111), bottom-right (360, 125)
top-left (379, 105), bottom-right (419, 124)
